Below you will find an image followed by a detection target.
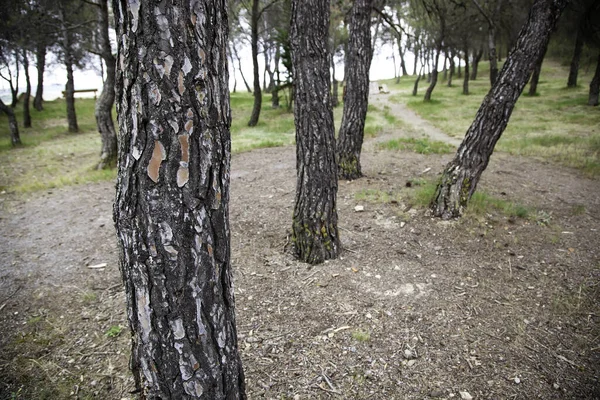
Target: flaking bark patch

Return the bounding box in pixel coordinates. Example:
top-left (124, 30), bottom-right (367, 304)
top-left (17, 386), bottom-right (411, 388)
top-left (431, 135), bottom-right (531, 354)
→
top-left (147, 140), bottom-right (165, 183)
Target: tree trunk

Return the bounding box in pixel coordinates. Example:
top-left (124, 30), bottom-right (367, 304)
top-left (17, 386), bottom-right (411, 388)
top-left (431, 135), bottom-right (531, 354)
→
top-left (528, 46), bottom-right (547, 96)
top-left (272, 47), bottom-right (281, 108)
top-left (337, 0), bottom-right (373, 180)
top-left (457, 52), bottom-right (462, 78)
top-left (488, 24), bottom-right (499, 85)
top-left (233, 46), bottom-right (252, 93)
top-left (112, 1), bottom-right (246, 397)
top-left (589, 51), bottom-right (600, 106)
top-left (0, 99), bottom-right (21, 146)
top-left (248, 0), bottom-right (262, 126)
top-left (331, 44), bottom-right (339, 108)
top-left (463, 43), bottom-right (470, 95)
top-left (447, 51), bottom-right (455, 87)
top-left (95, 0), bottom-right (117, 169)
top-left (60, 5), bottom-right (78, 133)
top-left (412, 47), bottom-right (419, 76)
top-left (470, 47), bottom-right (483, 80)
top-left (398, 42), bottom-right (408, 77)
top-left (424, 45), bottom-right (441, 101)
top-left (567, 28), bottom-right (583, 88)
top-left (430, 0), bottom-right (569, 219)
top-left (22, 50), bottom-right (32, 128)
top-left (412, 67), bottom-right (423, 96)
top-left (34, 44), bottom-right (46, 111)
top-left (291, 0), bottom-right (339, 264)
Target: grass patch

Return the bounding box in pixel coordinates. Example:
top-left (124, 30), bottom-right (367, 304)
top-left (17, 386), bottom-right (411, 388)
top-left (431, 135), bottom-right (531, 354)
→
top-left (351, 330), bottom-right (371, 342)
top-left (390, 60), bottom-right (600, 177)
top-left (354, 188), bottom-right (401, 204)
top-left (378, 137), bottom-right (455, 154)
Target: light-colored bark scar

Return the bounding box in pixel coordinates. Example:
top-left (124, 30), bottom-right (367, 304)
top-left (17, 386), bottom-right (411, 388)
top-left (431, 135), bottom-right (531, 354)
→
top-left (178, 71), bottom-right (185, 95)
top-left (147, 140), bottom-right (166, 183)
top-left (184, 120), bottom-right (193, 135)
top-left (177, 135), bottom-right (190, 187)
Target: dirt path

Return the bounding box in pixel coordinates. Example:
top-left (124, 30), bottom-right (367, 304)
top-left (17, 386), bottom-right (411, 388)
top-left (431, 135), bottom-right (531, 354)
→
top-left (1, 108), bottom-right (599, 399)
top-left (369, 89), bottom-right (463, 148)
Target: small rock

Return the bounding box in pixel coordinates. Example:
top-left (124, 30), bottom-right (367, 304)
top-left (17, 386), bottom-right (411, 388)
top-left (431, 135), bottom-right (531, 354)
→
top-left (354, 205), bottom-right (364, 212)
top-left (294, 395), bottom-right (300, 400)
top-left (400, 221), bottom-right (406, 228)
top-left (404, 349), bottom-right (416, 359)
top-left (553, 382), bottom-right (560, 390)
top-left (407, 359), bottom-right (416, 367)
top-left (430, 389), bottom-right (445, 398)
top-left (514, 377), bottom-right (521, 384)
top-left (459, 391), bottom-right (473, 400)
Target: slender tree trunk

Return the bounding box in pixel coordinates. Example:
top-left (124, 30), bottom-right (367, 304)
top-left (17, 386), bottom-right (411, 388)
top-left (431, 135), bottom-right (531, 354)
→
top-left (34, 43), bottom-right (46, 111)
top-left (0, 99), bottom-right (21, 146)
top-left (60, 6), bottom-right (78, 133)
top-left (413, 66), bottom-right (423, 96)
top-left (488, 24), bottom-right (499, 85)
top-left (430, 0), bottom-right (569, 219)
top-left (337, 0), bottom-right (373, 180)
top-left (331, 52), bottom-right (339, 108)
top-left (463, 43), bottom-right (470, 95)
top-left (112, 1), bottom-right (246, 397)
top-left (457, 52), bottom-right (462, 78)
top-left (248, 0), bottom-right (262, 126)
top-left (22, 50), bottom-right (32, 128)
top-left (236, 51), bottom-right (252, 93)
top-left (589, 51), bottom-right (600, 106)
top-left (272, 47), bottom-right (280, 108)
top-left (567, 28), bottom-right (583, 88)
top-left (442, 53), bottom-right (448, 81)
top-left (470, 47), bottom-right (483, 80)
top-left (412, 46), bottom-right (419, 76)
top-left (447, 50), bottom-right (455, 87)
top-left (291, 0), bottom-right (339, 264)
top-left (424, 44), bottom-right (442, 101)
top-left (95, 0), bottom-right (117, 169)
top-left (528, 46), bottom-right (547, 96)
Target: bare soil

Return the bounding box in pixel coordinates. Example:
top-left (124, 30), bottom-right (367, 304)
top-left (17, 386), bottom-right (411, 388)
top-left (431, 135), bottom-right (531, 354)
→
top-left (1, 93), bottom-right (599, 399)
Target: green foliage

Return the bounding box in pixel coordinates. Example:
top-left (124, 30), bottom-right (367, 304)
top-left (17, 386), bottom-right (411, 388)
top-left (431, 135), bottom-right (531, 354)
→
top-left (377, 137), bottom-right (455, 154)
top-left (351, 330), bottom-right (370, 342)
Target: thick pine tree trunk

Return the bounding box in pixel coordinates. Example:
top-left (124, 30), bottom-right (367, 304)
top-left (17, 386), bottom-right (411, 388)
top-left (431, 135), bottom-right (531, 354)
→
top-left (291, 0), bottom-right (339, 264)
top-left (112, 1), bottom-right (246, 397)
top-left (337, 0), bottom-right (373, 180)
top-left (589, 51), bottom-right (600, 106)
top-left (0, 99), bottom-right (21, 146)
top-left (431, 0), bottom-right (569, 219)
top-left (567, 29), bottom-right (583, 88)
top-left (22, 50), bottom-right (32, 128)
top-left (94, 0), bottom-right (117, 169)
top-left (248, 0), bottom-right (262, 127)
top-left (34, 44), bottom-right (46, 111)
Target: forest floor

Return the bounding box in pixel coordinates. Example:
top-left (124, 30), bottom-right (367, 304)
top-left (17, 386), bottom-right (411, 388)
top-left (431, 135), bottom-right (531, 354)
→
top-left (1, 88), bottom-right (599, 399)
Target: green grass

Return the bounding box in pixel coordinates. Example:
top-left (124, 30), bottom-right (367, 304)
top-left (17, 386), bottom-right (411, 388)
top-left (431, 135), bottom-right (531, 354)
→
top-left (355, 188), bottom-right (401, 204)
top-left (378, 137), bottom-right (455, 154)
top-left (351, 330), bottom-right (371, 342)
top-left (388, 60), bottom-right (600, 177)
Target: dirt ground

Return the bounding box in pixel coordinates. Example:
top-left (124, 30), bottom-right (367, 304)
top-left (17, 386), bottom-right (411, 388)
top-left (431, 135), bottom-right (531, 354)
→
top-left (1, 92), bottom-right (599, 399)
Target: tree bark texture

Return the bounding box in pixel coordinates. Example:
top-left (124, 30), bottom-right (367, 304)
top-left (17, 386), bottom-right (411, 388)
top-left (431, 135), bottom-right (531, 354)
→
top-left (94, 0), bottom-right (117, 169)
top-left (0, 99), bottom-right (21, 146)
top-left (22, 50), bottom-right (32, 129)
top-left (430, 0), bottom-right (569, 219)
top-left (247, 0), bottom-right (262, 126)
top-left (34, 44), bottom-right (46, 111)
top-left (112, 1), bottom-right (246, 398)
top-left (589, 51), bottom-right (600, 106)
top-left (291, 0), bottom-right (340, 264)
top-left (567, 29), bottom-right (583, 88)
top-left (337, 0), bottom-right (373, 180)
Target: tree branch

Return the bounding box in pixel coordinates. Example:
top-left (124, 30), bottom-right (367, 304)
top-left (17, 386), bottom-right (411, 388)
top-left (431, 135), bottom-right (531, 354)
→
top-left (372, 7), bottom-right (413, 39)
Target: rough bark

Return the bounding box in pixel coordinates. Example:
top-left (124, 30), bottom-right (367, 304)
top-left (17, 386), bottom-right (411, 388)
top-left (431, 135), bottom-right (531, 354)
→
top-left (34, 44), bottom-right (46, 111)
top-left (337, 0), bottom-right (373, 180)
top-left (430, 0), bottom-right (569, 219)
top-left (567, 28), bottom-right (583, 88)
top-left (112, 0), bottom-right (246, 397)
top-left (247, 0), bottom-right (262, 127)
top-left (22, 50), bottom-right (32, 128)
top-left (94, 0), bottom-right (117, 169)
top-left (291, 0), bottom-right (339, 264)
top-left (0, 99), bottom-right (21, 146)
top-left (589, 51), bottom-right (600, 106)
